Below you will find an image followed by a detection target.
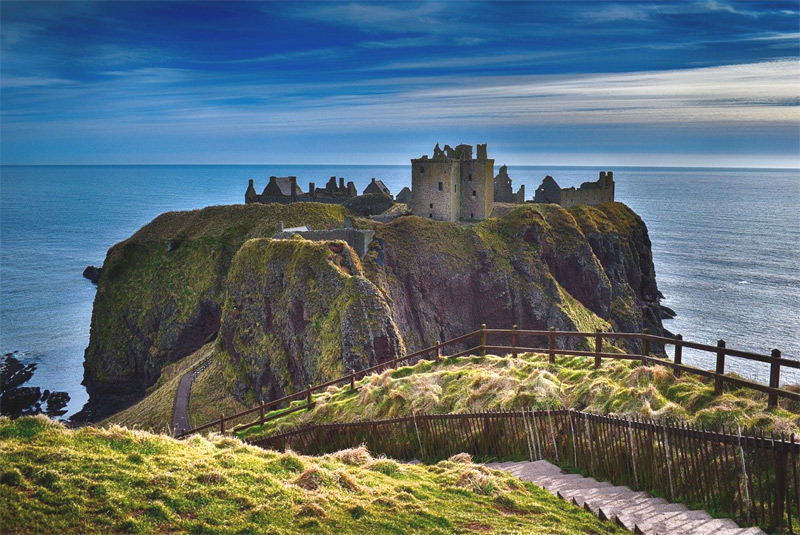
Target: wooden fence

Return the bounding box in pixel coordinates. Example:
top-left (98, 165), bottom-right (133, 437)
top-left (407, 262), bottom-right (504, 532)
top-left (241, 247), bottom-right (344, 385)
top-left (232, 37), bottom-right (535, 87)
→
top-left (177, 325), bottom-right (799, 438)
top-left (247, 409), bottom-right (800, 533)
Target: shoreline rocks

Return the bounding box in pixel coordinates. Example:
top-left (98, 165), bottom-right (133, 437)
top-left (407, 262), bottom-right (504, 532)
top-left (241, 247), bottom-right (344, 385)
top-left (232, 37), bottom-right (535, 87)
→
top-left (82, 265), bottom-right (102, 285)
top-left (1, 353), bottom-right (70, 418)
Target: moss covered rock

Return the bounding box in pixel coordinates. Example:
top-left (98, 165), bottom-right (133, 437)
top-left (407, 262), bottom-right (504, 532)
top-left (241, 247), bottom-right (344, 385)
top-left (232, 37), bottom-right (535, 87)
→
top-left (219, 237), bottom-right (404, 404)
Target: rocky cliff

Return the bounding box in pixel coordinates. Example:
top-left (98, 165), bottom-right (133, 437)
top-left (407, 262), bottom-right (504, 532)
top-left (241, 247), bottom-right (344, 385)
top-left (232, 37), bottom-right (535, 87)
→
top-left (77, 201), bottom-right (665, 421)
top-left (219, 237), bottom-right (404, 405)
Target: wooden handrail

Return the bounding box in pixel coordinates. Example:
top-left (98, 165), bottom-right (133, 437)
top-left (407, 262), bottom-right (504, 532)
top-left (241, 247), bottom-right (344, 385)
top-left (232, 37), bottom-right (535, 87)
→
top-left (177, 326), bottom-right (798, 438)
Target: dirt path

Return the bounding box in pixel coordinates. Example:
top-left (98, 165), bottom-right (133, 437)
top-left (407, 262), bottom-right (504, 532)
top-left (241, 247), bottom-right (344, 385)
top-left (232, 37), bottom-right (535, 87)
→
top-left (172, 357), bottom-right (212, 436)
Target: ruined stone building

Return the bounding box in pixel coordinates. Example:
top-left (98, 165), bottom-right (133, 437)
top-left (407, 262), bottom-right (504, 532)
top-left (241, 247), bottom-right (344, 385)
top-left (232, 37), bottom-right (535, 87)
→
top-left (363, 178), bottom-right (392, 198)
top-left (493, 165), bottom-right (525, 204)
top-left (534, 172), bottom-right (615, 208)
top-left (395, 187), bottom-right (412, 205)
top-left (411, 143), bottom-right (494, 221)
top-left (246, 175), bottom-right (359, 205)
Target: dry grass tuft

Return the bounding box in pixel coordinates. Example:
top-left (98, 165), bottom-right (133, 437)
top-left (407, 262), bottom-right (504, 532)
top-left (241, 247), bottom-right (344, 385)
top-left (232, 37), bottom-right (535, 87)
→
top-left (448, 453), bottom-right (472, 463)
top-left (293, 468), bottom-right (327, 490)
top-left (330, 445), bottom-right (373, 466)
top-left (332, 469), bottom-right (362, 493)
top-left (295, 502), bottom-right (327, 518)
top-left (454, 469), bottom-right (496, 495)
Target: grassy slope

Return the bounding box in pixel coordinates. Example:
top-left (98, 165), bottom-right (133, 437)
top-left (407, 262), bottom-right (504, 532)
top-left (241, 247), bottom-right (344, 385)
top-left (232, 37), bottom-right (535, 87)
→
top-left (104, 344), bottom-right (215, 433)
top-left (240, 352), bottom-right (799, 440)
top-left (0, 416), bottom-right (626, 535)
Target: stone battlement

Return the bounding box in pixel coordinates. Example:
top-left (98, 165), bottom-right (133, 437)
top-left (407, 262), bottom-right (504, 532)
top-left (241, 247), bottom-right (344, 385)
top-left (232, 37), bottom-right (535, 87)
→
top-left (533, 172), bottom-right (615, 208)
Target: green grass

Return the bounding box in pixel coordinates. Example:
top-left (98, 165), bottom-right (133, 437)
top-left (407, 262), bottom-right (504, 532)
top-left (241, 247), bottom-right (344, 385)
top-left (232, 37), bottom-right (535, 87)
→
top-left (1, 416), bottom-right (627, 535)
top-left (239, 352), bottom-right (799, 440)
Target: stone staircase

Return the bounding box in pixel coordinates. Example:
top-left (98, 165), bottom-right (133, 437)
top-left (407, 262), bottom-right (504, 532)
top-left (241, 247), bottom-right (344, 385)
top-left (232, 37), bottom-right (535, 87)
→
top-left (487, 460), bottom-right (766, 535)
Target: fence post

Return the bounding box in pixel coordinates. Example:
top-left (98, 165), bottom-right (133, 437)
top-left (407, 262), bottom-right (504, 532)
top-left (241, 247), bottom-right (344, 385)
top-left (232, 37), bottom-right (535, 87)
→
top-left (641, 328), bottom-right (650, 366)
top-left (774, 443), bottom-right (787, 532)
top-left (594, 329), bottom-right (602, 369)
top-left (768, 349), bottom-right (781, 408)
top-left (435, 341), bottom-right (441, 363)
top-left (481, 324), bottom-right (487, 356)
top-left (549, 327), bottom-right (556, 364)
top-left (259, 405), bottom-right (265, 426)
top-left (306, 384), bottom-right (313, 409)
top-left (350, 369), bottom-right (356, 391)
top-left (714, 340), bottom-right (726, 395)
top-left (673, 334), bottom-right (683, 377)
top-left (511, 325), bottom-right (518, 359)
top-left (220, 414), bottom-right (225, 434)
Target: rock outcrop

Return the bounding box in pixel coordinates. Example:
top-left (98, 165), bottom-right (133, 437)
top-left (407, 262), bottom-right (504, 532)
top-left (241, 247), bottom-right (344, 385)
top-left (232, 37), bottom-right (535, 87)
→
top-left (362, 202), bottom-right (661, 353)
top-left (78, 200), bottom-right (665, 421)
top-left (219, 238), bottom-right (403, 403)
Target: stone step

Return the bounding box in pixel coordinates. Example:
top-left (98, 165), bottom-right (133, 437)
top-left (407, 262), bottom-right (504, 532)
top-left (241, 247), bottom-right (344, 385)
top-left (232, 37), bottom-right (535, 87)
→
top-left (488, 460), bottom-right (766, 535)
top-left (540, 477), bottom-right (614, 493)
top-left (631, 510), bottom-right (726, 535)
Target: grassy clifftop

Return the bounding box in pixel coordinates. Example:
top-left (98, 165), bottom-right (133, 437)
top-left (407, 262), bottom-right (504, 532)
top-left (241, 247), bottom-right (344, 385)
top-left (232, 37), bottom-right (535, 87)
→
top-left (238, 352), bottom-right (799, 441)
top-left (0, 416), bottom-right (625, 535)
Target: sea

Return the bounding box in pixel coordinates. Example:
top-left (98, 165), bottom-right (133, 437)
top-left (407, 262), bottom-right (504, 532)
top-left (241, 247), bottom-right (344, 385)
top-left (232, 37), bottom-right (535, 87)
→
top-left (1, 165), bottom-right (798, 418)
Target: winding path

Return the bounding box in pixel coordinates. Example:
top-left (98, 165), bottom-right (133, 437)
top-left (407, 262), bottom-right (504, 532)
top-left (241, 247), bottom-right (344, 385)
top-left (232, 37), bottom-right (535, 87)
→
top-left (172, 357), bottom-right (213, 436)
top-left (487, 460), bottom-right (766, 535)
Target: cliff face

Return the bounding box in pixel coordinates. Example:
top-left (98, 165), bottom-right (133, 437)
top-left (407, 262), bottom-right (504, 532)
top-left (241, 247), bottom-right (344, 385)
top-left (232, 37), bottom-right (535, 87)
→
top-left (77, 203), bottom-right (348, 420)
top-left (219, 238), bottom-right (404, 404)
top-left (362, 203), bottom-right (661, 352)
top-left (78, 201), bottom-right (665, 421)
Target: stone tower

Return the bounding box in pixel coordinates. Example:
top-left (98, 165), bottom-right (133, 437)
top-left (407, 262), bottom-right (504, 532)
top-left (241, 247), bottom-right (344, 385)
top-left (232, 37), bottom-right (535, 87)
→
top-left (410, 143), bottom-right (494, 221)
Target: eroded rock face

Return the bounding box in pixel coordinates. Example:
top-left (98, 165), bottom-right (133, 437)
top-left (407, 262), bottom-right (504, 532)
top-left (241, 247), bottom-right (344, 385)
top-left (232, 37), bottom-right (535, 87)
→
top-left (361, 203), bottom-right (663, 354)
top-left (219, 238), bottom-right (404, 403)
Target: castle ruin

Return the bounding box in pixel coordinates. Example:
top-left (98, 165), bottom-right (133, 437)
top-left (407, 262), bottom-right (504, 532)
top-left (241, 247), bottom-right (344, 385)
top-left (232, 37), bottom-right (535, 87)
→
top-left (534, 172), bottom-right (615, 208)
top-left (246, 175), bottom-right (359, 205)
top-left (410, 143), bottom-right (494, 221)
top-left (493, 165), bottom-right (525, 204)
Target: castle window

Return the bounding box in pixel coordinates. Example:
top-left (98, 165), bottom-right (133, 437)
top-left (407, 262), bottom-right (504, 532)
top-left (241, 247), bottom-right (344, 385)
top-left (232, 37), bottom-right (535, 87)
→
top-left (438, 182), bottom-right (443, 191)
top-left (469, 174), bottom-right (472, 181)
top-left (429, 203), bottom-right (433, 209)
top-left (420, 166), bottom-right (425, 173)
top-left (429, 213), bottom-right (433, 218)
top-left (471, 212), bottom-right (474, 219)
top-left (454, 184), bottom-right (457, 192)
top-left (472, 190), bottom-right (477, 197)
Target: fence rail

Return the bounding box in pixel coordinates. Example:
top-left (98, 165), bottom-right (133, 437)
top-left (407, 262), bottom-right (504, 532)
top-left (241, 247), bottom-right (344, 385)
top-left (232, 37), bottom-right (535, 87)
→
top-left (247, 409), bottom-right (799, 533)
top-left (176, 325), bottom-right (798, 438)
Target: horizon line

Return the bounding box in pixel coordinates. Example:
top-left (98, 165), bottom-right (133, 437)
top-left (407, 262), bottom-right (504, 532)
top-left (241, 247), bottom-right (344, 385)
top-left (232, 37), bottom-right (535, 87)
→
top-left (2, 162), bottom-right (798, 171)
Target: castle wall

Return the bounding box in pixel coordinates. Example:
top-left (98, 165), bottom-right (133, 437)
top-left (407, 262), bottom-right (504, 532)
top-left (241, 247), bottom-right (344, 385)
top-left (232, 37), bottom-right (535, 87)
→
top-left (273, 228), bottom-right (375, 258)
top-left (461, 159), bottom-right (494, 219)
top-left (550, 171), bottom-right (614, 208)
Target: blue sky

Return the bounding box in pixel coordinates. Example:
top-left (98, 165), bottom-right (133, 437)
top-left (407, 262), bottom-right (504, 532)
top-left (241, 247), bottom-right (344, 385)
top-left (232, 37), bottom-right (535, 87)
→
top-left (1, 1), bottom-right (798, 166)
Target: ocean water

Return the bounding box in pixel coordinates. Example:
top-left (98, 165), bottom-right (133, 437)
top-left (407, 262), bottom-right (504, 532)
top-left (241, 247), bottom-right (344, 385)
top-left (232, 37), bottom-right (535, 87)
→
top-left (1, 164), bottom-right (798, 417)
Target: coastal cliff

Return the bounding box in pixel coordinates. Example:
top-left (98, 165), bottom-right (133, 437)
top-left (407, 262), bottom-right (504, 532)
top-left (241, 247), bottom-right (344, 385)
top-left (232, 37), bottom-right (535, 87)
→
top-left (77, 201), bottom-right (665, 421)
